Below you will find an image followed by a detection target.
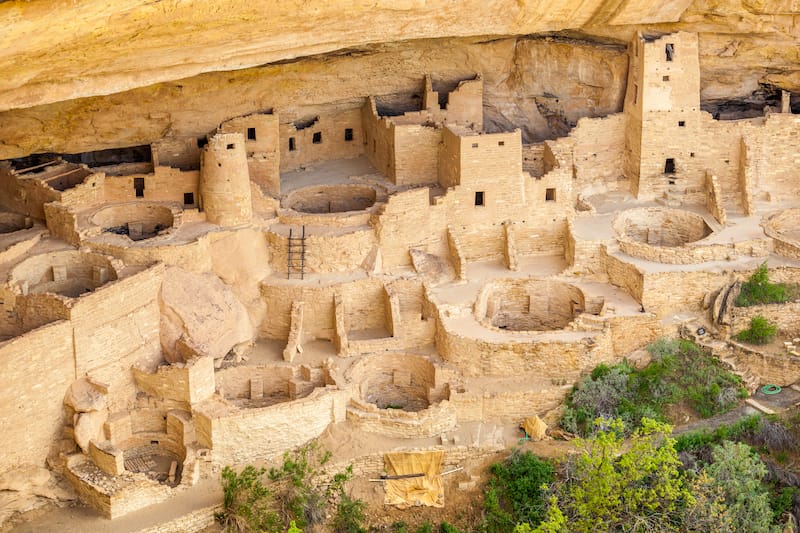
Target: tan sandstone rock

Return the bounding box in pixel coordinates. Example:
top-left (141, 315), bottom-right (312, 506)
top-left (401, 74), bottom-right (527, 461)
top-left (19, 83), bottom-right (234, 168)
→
top-left (159, 267), bottom-right (255, 362)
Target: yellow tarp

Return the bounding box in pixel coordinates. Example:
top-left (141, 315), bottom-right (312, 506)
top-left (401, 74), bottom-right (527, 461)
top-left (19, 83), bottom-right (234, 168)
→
top-left (522, 415), bottom-right (548, 440)
top-left (383, 450), bottom-right (444, 508)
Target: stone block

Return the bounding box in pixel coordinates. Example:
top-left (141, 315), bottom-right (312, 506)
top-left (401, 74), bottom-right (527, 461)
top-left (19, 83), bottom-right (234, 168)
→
top-left (250, 377), bottom-right (263, 400)
top-left (52, 265), bottom-right (67, 282)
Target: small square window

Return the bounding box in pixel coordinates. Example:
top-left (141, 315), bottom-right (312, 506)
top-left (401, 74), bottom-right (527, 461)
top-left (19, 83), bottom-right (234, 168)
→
top-left (247, 127), bottom-right (257, 141)
top-left (312, 132), bottom-right (322, 144)
top-left (226, 143), bottom-right (235, 150)
top-left (498, 141), bottom-right (505, 146)
top-left (344, 128), bottom-right (354, 142)
top-left (663, 75), bottom-right (670, 82)
top-left (545, 188), bottom-right (556, 202)
top-left (678, 121), bottom-right (685, 127)
top-left (183, 192), bottom-right (194, 205)
top-left (472, 142), bottom-right (479, 148)
top-left (690, 152), bottom-right (695, 158)
top-left (289, 137), bottom-right (296, 151)
top-left (474, 191), bottom-right (485, 206)
top-left (196, 137), bottom-right (208, 148)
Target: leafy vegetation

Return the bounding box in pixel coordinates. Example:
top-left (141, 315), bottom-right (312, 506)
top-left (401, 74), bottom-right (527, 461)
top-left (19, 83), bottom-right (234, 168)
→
top-left (482, 449), bottom-right (554, 532)
top-left (216, 441), bottom-right (366, 533)
top-left (518, 418), bottom-right (791, 533)
top-left (561, 338), bottom-right (746, 435)
top-left (735, 314), bottom-right (777, 345)
top-left (735, 262), bottom-right (795, 307)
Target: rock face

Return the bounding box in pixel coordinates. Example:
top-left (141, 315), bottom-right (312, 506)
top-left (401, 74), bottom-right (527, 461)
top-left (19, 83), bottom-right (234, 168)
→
top-left (0, 0), bottom-right (692, 112)
top-left (2, 1), bottom-right (800, 158)
top-left (159, 267), bottom-right (255, 363)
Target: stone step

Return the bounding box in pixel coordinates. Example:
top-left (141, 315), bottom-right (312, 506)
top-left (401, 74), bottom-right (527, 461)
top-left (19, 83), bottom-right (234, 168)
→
top-left (745, 398), bottom-right (775, 415)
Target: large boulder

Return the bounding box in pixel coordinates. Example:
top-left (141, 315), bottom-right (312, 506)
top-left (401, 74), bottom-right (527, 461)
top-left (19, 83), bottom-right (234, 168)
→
top-left (73, 410), bottom-right (107, 453)
top-left (63, 378), bottom-right (106, 413)
top-left (160, 267), bottom-right (254, 363)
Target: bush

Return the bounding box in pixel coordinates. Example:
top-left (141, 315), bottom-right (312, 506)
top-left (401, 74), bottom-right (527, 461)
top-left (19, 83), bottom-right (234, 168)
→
top-left (735, 315), bottom-right (777, 345)
top-left (562, 339), bottom-right (746, 435)
top-left (216, 465), bottom-right (281, 533)
top-left (331, 493), bottom-right (367, 533)
top-left (483, 449), bottom-right (554, 532)
top-left (735, 262), bottom-right (794, 307)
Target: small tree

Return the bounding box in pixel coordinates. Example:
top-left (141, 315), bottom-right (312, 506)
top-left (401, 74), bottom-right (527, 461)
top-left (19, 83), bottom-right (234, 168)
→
top-left (735, 315), bottom-right (777, 345)
top-left (543, 418), bottom-right (692, 533)
top-left (216, 465), bottom-right (281, 533)
top-left (703, 441), bottom-right (779, 533)
top-left (483, 449), bottom-right (554, 532)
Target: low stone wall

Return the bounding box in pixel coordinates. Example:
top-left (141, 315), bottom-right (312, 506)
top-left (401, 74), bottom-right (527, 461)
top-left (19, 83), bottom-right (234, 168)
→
top-left (346, 397), bottom-right (457, 438)
top-left (730, 301), bottom-right (800, 338)
top-left (138, 504), bottom-right (223, 533)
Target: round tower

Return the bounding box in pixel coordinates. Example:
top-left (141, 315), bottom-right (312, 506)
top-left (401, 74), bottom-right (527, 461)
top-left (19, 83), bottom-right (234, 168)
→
top-left (200, 132), bottom-right (252, 226)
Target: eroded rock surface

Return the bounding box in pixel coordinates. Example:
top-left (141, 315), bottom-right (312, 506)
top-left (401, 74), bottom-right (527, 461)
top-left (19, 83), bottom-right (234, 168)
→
top-left (159, 267), bottom-right (255, 363)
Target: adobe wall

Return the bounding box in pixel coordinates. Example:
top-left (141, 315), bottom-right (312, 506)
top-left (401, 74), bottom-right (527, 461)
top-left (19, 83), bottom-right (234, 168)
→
top-left (451, 386), bottom-right (570, 424)
top-left (132, 356), bottom-right (215, 405)
top-left (266, 227), bottom-right (377, 274)
top-left (0, 165), bottom-right (61, 219)
top-left (742, 113), bottom-right (800, 200)
top-left (220, 113), bottom-right (281, 195)
top-left (361, 98), bottom-right (394, 179)
top-left (194, 387), bottom-right (352, 465)
top-left (393, 124), bottom-right (442, 185)
top-left (104, 167), bottom-right (199, 206)
top-left (374, 188), bottom-right (448, 268)
top-left (87, 235), bottom-right (214, 273)
top-left (152, 137), bottom-right (201, 171)
top-left (570, 113), bottom-right (627, 191)
top-left (0, 320), bottom-right (74, 473)
top-left (259, 276), bottom-right (385, 341)
top-left (640, 268), bottom-right (731, 316)
top-left (279, 109), bottom-right (362, 173)
top-left (730, 301), bottom-right (800, 338)
top-left (71, 264), bottom-right (165, 410)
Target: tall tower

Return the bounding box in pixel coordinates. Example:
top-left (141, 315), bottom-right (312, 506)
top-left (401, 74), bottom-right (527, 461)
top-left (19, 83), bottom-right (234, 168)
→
top-left (200, 133), bottom-right (253, 226)
top-left (624, 32), bottom-right (701, 199)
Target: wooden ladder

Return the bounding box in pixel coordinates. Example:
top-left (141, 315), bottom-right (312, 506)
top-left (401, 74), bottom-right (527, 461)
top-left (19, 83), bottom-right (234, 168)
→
top-left (287, 226), bottom-right (306, 279)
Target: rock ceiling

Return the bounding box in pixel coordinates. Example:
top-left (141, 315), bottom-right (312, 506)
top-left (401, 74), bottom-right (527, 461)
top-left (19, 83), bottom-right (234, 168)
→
top-left (1, 0), bottom-right (800, 157)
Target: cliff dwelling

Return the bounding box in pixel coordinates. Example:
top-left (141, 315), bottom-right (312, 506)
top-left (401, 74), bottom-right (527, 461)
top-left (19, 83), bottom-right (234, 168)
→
top-left (5, 2), bottom-right (800, 531)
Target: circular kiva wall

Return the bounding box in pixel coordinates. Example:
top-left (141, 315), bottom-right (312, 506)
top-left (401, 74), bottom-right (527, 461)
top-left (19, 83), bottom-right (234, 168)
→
top-left (123, 442), bottom-right (183, 486)
top-left (614, 207), bottom-right (712, 247)
top-left (765, 209), bottom-right (800, 260)
top-left (476, 279), bottom-right (585, 332)
top-left (348, 354), bottom-right (445, 412)
top-left (283, 184), bottom-right (377, 214)
top-left (0, 212), bottom-right (32, 234)
top-left (10, 250), bottom-right (118, 297)
top-left (92, 203), bottom-right (175, 241)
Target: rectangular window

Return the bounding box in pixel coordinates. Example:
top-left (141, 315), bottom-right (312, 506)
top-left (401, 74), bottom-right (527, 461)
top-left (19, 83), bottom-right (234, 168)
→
top-left (247, 127), bottom-right (256, 141)
top-left (474, 191), bottom-right (485, 206)
top-left (678, 121), bottom-right (685, 127)
top-left (665, 43), bottom-right (675, 62)
top-left (663, 75), bottom-right (670, 82)
top-left (498, 141), bottom-right (505, 146)
top-left (289, 137), bottom-right (296, 151)
top-left (226, 143), bottom-right (235, 150)
top-left (545, 188), bottom-right (556, 202)
top-left (312, 132), bottom-right (322, 144)
top-left (344, 128), bottom-right (354, 142)
top-left (633, 84), bottom-right (638, 104)
top-left (134, 177), bottom-right (145, 198)
top-left (183, 192), bottom-right (194, 205)
top-left (664, 158), bottom-right (676, 174)
top-left (471, 143), bottom-right (479, 148)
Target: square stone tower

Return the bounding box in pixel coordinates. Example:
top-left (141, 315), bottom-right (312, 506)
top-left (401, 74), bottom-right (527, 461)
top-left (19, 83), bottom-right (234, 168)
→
top-left (624, 32), bottom-right (701, 200)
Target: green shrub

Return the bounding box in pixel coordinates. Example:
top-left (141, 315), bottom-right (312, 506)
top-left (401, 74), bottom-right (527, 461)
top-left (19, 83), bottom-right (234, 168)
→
top-left (735, 315), bottom-right (777, 345)
top-left (331, 493), bottom-right (367, 533)
top-left (483, 449), bottom-right (554, 532)
top-left (735, 262), bottom-right (795, 307)
top-left (216, 465), bottom-right (281, 533)
top-left (563, 338), bottom-right (746, 435)
top-left (439, 521), bottom-right (462, 533)
top-left (674, 414), bottom-right (762, 452)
